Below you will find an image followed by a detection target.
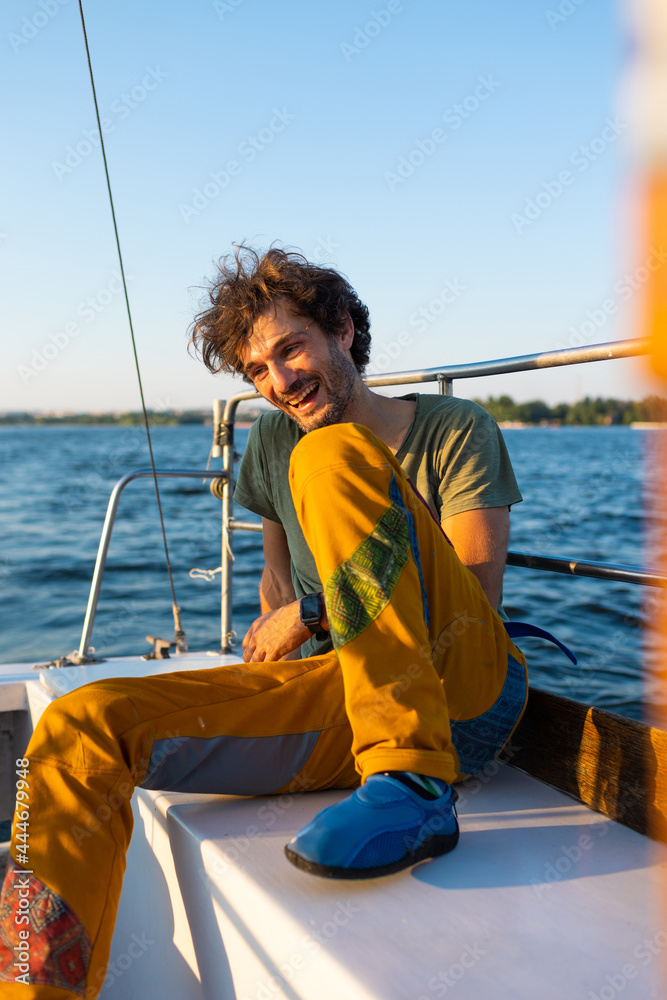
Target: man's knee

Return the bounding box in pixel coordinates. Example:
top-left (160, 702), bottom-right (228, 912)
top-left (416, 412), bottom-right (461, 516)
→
top-left (32, 681), bottom-right (131, 757)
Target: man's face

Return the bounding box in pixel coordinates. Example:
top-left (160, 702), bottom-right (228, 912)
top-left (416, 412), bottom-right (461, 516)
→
top-left (242, 301), bottom-right (359, 432)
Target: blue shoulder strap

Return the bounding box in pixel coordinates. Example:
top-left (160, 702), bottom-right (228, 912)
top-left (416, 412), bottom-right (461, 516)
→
top-left (504, 621), bottom-right (577, 665)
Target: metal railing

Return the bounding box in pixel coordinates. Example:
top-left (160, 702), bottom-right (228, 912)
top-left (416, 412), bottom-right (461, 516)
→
top-left (77, 469), bottom-right (225, 659)
top-left (505, 552), bottom-right (667, 588)
top-left (75, 337), bottom-right (665, 657)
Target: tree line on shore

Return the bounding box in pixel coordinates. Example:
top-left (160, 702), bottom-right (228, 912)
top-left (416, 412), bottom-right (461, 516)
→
top-left (1, 397), bottom-right (666, 426)
top-left (0, 407), bottom-right (265, 426)
top-left (473, 394), bottom-right (667, 425)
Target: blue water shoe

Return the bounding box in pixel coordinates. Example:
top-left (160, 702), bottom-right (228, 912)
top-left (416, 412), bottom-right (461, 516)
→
top-left (284, 773), bottom-right (459, 879)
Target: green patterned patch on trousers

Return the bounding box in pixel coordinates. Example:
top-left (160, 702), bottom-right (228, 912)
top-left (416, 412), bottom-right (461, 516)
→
top-left (325, 501), bottom-right (410, 648)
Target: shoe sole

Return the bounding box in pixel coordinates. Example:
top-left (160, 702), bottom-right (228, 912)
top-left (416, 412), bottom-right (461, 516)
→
top-left (284, 827), bottom-right (459, 880)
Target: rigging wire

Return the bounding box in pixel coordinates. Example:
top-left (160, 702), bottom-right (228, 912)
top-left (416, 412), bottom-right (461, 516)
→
top-left (76, 0), bottom-right (187, 653)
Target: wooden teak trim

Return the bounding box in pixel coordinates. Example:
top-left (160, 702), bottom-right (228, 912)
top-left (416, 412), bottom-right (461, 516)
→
top-left (499, 687), bottom-right (667, 842)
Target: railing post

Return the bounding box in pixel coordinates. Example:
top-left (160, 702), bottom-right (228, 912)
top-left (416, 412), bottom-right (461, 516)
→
top-left (75, 468), bottom-right (221, 662)
top-left (438, 375), bottom-right (454, 396)
top-left (76, 473), bottom-right (134, 660)
top-left (219, 401), bottom-right (235, 652)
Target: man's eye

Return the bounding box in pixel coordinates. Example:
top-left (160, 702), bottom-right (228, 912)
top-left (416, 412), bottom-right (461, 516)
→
top-left (251, 368), bottom-right (267, 382)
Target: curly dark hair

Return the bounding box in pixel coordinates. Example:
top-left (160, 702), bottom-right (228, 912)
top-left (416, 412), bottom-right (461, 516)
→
top-left (189, 246), bottom-right (371, 380)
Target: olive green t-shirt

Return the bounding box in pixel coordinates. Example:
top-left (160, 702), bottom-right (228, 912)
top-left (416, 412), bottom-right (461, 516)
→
top-left (234, 393), bottom-right (522, 654)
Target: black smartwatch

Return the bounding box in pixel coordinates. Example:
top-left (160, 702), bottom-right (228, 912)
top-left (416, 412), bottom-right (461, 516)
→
top-left (299, 593), bottom-right (328, 642)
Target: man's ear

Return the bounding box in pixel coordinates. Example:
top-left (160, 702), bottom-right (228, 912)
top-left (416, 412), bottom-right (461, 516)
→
top-left (338, 312), bottom-right (355, 351)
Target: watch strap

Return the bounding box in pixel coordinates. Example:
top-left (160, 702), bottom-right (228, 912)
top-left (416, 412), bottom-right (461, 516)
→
top-left (299, 593), bottom-right (328, 641)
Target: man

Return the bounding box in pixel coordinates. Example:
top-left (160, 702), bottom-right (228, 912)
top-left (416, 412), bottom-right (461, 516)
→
top-left (194, 245), bottom-right (527, 878)
top-left (0, 247), bottom-right (526, 999)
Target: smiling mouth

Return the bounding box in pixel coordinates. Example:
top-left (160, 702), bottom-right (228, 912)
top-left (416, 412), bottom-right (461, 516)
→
top-left (286, 382), bottom-right (320, 409)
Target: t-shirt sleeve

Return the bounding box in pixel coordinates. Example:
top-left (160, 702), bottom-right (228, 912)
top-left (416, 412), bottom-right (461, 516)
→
top-left (233, 417), bottom-right (282, 523)
top-left (436, 402), bottom-right (522, 520)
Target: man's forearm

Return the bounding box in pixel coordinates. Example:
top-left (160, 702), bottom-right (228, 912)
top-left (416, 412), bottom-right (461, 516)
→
top-left (259, 566), bottom-right (296, 613)
top-left (464, 561), bottom-right (504, 611)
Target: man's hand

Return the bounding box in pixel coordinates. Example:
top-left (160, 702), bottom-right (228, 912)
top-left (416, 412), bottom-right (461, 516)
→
top-left (242, 600), bottom-right (312, 662)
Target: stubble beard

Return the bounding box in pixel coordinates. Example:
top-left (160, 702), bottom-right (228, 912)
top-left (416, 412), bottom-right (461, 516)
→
top-left (282, 345), bottom-right (360, 433)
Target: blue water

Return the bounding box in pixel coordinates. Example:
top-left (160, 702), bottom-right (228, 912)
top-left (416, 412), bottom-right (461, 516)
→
top-left (0, 424), bottom-right (658, 721)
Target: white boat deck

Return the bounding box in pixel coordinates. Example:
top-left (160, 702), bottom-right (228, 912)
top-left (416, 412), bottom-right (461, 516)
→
top-left (1, 653), bottom-right (665, 999)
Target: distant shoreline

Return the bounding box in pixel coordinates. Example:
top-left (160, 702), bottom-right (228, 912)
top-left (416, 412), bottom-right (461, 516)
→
top-left (2, 417), bottom-right (665, 430)
top-left (0, 410), bottom-right (265, 428)
top-left (496, 420), bottom-right (667, 429)
top-left (0, 393), bottom-right (665, 428)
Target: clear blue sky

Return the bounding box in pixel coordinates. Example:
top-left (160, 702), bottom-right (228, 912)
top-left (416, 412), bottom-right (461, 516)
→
top-left (0, 0), bottom-right (656, 412)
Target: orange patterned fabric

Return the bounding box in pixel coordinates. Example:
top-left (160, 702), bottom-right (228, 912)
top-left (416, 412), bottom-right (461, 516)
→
top-left (0, 864), bottom-right (91, 996)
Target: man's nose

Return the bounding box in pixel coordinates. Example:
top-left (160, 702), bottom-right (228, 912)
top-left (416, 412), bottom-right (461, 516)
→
top-left (270, 360), bottom-right (297, 394)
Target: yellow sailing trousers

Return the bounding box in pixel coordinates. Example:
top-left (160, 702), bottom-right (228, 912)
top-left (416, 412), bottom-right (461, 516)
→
top-left (0, 423), bottom-right (526, 998)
